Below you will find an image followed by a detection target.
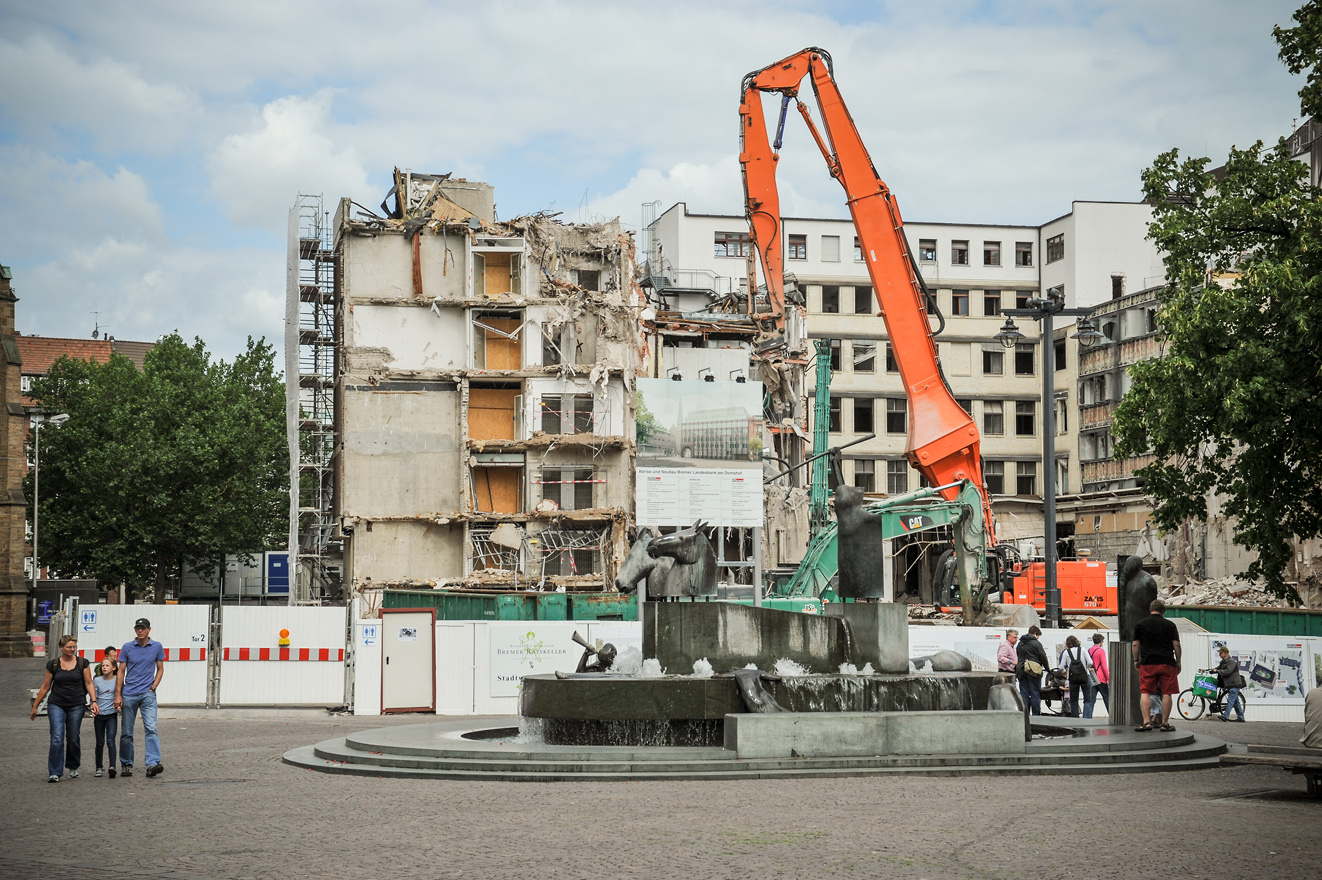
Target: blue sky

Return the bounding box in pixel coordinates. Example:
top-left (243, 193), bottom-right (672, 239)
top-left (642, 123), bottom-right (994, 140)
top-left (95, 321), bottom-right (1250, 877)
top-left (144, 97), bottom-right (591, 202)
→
top-left (0, 0), bottom-right (1305, 364)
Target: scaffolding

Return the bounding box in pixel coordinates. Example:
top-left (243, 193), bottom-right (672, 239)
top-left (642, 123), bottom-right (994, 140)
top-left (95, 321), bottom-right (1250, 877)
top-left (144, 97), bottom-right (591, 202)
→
top-left (286, 194), bottom-right (338, 603)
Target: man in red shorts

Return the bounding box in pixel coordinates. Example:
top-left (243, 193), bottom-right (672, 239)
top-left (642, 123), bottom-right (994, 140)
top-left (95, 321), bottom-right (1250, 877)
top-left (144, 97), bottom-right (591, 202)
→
top-left (1132, 598), bottom-right (1181, 731)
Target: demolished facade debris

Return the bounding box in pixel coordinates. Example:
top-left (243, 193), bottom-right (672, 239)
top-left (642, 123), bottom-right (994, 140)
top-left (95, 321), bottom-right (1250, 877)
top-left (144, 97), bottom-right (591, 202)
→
top-left (300, 171), bottom-right (641, 596)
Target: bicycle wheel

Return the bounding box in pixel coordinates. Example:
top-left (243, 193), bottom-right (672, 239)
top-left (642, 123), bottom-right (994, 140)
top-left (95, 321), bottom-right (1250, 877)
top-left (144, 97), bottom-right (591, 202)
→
top-left (1177, 688), bottom-right (1205, 720)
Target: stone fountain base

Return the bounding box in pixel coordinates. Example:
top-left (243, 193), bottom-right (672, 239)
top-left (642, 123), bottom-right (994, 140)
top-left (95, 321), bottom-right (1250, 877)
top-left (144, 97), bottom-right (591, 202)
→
top-left (518, 671), bottom-right (996, 746)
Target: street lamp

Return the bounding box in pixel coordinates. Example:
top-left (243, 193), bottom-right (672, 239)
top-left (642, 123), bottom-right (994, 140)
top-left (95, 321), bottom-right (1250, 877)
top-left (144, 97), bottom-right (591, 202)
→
top-left (995, 292), bottom-right (1100, 628)
top-left (31, 414), bottom-right (70, 615)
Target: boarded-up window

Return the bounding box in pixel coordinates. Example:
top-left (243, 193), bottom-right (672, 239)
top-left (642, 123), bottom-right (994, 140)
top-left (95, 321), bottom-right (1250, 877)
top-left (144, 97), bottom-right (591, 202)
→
top-left (469, 388), bottom-right (520, 440)
top-left (473, 251), bottom-right (521, 297)
top-left (473, 312), bottom-right (522, 369)
top-left (471, 467), bottom-right (523, 513)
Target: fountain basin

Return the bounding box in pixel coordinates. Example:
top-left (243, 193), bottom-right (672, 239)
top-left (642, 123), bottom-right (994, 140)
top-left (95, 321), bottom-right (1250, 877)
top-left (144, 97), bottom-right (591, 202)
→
top-left (725, 709), bottom-right (1027, 759)
top-left (520, 671), bottom-right (997, 746)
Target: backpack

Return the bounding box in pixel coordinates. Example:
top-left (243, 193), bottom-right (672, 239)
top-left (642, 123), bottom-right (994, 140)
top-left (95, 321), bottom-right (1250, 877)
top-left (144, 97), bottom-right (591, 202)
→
top-left (1067, 648), bottom-right (1088, 685)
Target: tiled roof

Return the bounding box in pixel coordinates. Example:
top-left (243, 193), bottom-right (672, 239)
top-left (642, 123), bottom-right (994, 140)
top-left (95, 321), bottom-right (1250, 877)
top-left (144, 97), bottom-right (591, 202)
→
top-left (110, 340), bottom-right (154, 369)
top-left (16, 336), bottom-right (113, 374)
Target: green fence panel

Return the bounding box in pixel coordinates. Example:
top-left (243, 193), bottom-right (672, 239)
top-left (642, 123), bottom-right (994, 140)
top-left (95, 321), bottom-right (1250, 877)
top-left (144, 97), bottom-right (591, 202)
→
top-left (1167, 605), bottom-right (1322, 636)
top-left (566, 593), bottom-right (637, 621)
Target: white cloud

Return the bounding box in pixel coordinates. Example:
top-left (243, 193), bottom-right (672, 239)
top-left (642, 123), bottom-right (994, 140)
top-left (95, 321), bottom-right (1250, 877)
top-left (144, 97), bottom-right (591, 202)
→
top-left (0, 34), bottom-right (198, 152)
top-left (208, 91), bottom-right (374, 231)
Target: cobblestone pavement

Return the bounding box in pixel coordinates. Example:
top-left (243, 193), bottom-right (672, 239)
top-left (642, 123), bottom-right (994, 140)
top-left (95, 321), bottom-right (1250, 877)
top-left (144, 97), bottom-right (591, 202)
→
top-left (2, 657), bottom-right (1318, 880)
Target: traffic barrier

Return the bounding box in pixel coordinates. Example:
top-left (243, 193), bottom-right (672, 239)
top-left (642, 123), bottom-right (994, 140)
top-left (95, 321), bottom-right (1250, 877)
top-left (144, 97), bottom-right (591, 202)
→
top-left (222, 647), bottom-right (344, 661)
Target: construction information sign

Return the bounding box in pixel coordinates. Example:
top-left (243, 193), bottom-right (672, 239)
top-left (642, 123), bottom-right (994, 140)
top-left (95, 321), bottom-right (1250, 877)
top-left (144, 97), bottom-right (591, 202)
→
top-left (636, 467), bottom-right (763, 528)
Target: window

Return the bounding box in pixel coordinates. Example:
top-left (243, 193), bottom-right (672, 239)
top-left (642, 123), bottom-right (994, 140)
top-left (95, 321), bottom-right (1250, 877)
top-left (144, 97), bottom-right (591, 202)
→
top-left (1111, 275), bottom-right (1124, 299)
top-left (951, 289), bottom-right (969, 316)
top-left (828, 338), bottom-right (842, 371)
top-left (788, 234), bottom-right (807, 260)
top-left (853, 341), bottom-right (876, 373)
top-left (1046, 234), bottom-right (1064, 263)
top-left (854, 286), bottom-right (873, 314)
top-left (918, 239), bottom-right (937, 262)
top-left (1054, 341), bottom-right (1066, 371)
top-left (822, 285), bottom-right (840, 313)
top-left (715, 232), bottom-right (750, 257)
top-left (822, 235), bottom-right (840, 262)
top-left (574, 269), bottom-right (600, 291)
top-left (854, 236), bottom-right (863, 261)
top-left (985, 461), bottom-right (1004, 495)
top-left (1015, 241), bottom-right (1033, 267)
top-left (983, 241), bottom-right (1001, 266)
top-left (1057, 460), bottom-right (1069, 495)
top-left (539, 394), bottom-right (593, 435)
top-left (1014, 343), bottom-right (1035, 375)
top-left (542, 468), bottom-right (595, 511)
top-left (885, 343), bottom-right (897, 373)
top-left (1016, 461), bottom-right (1037, 496)
top-left (1056, 398), bottom-right (1068, 435)
top-left (951, 240), bottom-right (969, 265)
top-left (854, 398), bottom-right (875, 434)
top-left (1016, 401), bottom-right (1036, 436)
top-left (1016, 291), bottom-right (1032, 309)
top-left (983, 401), bottom-right (1004, 435)
top-left (828, 398), bottom-right (842, 433)
top-left (854, 460), bottom-right (875, 492)
top-left (982, 348), bottom-right (1003, 375)
top-left (542, 324), bottom-right (564, 366)
top-left (472, 311), bottom-right (523, 369)
top-left (983, 291), bottom-right (1001, 316)
top-left (886, 398), bottom-right (907, 434)
top-left (1146, 308), bottom-right (1158, 334)
top-left (956, 398), bottom-right (973, 415)
top-left (887, 460), bottom-right (909, 495)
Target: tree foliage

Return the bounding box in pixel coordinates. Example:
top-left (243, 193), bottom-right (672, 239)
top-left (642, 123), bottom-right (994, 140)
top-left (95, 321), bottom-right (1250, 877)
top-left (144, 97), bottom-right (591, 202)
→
top-left (1112, 142), bottom-right (1322, 598)
top-left (28, 334), bottom-right (287, 601)
top-left (1275, 1), bottom-right (1322, 119)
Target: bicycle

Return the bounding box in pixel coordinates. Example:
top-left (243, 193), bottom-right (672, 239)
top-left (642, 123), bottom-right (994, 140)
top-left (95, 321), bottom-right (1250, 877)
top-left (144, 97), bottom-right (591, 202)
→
top-left (1176, 671), bottom-right (1247, 721)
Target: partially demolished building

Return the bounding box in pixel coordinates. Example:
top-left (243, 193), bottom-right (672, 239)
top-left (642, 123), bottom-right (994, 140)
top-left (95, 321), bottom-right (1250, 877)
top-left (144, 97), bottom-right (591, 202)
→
top-left (293, 172), bottom-right (640, 597)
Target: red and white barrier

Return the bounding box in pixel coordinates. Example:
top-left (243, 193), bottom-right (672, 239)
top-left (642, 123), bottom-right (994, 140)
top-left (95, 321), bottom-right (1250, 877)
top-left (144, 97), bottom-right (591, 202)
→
top-left (80, 648), bottom-right (206, 662)
top-left (222, 647), bottom-right (344, 661)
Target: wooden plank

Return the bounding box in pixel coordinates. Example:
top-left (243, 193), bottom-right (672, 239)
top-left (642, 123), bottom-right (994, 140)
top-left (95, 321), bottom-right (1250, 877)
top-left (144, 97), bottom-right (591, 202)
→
top-left (468, 388), bottom-right (519, 440)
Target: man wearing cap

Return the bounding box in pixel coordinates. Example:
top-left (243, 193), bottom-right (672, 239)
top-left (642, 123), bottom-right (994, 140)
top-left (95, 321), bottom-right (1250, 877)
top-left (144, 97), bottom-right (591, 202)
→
top-left (115, 618), bottom-right (165, 778)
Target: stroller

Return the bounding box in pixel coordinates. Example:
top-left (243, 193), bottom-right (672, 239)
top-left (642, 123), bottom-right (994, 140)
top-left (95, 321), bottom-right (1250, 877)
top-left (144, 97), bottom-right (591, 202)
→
top-left (1040, 667), bottom-right (1072, 717)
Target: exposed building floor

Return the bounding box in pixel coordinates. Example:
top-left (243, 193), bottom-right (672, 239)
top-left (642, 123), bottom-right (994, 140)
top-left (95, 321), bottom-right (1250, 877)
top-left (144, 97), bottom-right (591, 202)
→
top-left (2, 657), bottom-right (1318, 880)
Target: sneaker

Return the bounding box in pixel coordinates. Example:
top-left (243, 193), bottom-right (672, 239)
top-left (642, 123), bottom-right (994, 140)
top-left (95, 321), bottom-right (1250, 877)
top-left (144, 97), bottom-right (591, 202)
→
top-left (120, 765), bottom-right (133, 777)
top-left (69, 769), bottom-right (79, 778)
top-left (1213, 715), bottom-right (1227, 721)
top-left (109, 768), bottom-right (117, 779)
top-left (1232, 717), bottom-right (1247, 722)
top-left (146, 764), bottom-right (164, 778)
top-left (48, 775), bottom-right (59, 783)
top-left (94, 769), bottom-right (104, 778)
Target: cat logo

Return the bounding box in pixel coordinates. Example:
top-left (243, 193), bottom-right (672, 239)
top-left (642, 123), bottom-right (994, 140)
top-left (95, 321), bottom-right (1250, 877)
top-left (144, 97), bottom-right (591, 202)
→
top-left (900, 514), bottom-right (934, 532)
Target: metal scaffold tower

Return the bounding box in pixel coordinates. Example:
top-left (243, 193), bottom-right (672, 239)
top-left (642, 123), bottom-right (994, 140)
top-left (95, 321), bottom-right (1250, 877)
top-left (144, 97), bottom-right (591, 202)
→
top-left (286, 194), bottom-right (338, 603)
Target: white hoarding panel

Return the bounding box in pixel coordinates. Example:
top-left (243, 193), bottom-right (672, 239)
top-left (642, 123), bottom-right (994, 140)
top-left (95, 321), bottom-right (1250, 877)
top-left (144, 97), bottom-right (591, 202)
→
top-left (488, 622), bottom-right (579, 698)
top-left (219, 606), bottom-right (347, 706)
top-left (75, 604), bottom-right (210, 705)
top-left (353, 620), bottom-right (382, 716)
top-left (435, 623), bottom-right (475, 715)
top-left (1209, 636), bottom-right (1311, 704)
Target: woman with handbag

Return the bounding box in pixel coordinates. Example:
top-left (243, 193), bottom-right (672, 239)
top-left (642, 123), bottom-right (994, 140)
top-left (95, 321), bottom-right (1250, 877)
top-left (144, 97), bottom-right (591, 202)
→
top-left (30, 634), bottom-right (99, 782)
top-left (1015, 625), bottom-right (1050, 716)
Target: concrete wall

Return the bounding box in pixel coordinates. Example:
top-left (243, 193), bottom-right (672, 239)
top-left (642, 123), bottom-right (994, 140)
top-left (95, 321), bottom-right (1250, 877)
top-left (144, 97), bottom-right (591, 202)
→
top-left (339, 387), bottom-right (461, 517)
top-left (348, 304), bottom-right (467, 372)
top-left (346, 520), bottom-right (464, 584)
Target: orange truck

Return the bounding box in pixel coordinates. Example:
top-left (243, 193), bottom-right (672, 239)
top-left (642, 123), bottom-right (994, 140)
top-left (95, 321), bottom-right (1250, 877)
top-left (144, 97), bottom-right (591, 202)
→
top-left (1010, 560), bottom-right (1115, 615)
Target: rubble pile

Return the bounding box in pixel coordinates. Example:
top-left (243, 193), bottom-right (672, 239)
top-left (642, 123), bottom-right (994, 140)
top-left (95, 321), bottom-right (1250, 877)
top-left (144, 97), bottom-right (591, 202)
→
top-left (1161, 577), bottom-right (1293, 608)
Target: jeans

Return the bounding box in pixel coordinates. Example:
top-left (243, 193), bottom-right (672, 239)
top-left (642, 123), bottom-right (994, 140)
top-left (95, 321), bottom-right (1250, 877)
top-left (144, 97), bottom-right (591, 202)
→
top-left (1070, 681), bottom-right (1097, 718)
top-left (1092, 682), bottom-right (1110, 714)
top-left (1222, 687), bottom-right (1245, 720)
top-left (119, 691), bottom-right (160, 768)
top-left (94, 713), bottom-right (118, 769)
top-left (1018, 675), bottom-right (1042, 716)
top-left (47, 703), bottom-right (86, 777)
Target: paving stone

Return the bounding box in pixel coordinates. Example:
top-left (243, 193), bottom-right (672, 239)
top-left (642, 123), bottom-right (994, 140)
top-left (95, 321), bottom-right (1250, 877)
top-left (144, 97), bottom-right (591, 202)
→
top-left (3, 657), bottom-right (1320, 879)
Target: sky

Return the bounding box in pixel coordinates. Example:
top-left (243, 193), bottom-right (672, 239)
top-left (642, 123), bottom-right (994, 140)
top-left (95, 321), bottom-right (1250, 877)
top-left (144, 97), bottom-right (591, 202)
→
top-left (0, 1), bottom-right (1307, 365)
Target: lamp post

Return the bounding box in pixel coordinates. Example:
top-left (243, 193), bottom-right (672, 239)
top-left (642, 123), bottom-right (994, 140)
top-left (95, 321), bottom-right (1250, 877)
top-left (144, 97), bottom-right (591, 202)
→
top-left (995, 292), bottom-right (1102, 628)
top-left (31, 414), bottom-right (70, 613)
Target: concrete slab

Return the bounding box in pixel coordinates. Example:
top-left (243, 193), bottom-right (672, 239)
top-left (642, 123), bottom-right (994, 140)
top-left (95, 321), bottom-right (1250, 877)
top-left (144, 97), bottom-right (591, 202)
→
top-left (725, 710), bottom-right (1027, 760)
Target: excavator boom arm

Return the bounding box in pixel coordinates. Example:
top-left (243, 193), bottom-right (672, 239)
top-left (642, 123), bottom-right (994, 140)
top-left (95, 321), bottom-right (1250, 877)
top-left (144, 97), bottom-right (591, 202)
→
top-left (739, 47), bottom-right (996, 544)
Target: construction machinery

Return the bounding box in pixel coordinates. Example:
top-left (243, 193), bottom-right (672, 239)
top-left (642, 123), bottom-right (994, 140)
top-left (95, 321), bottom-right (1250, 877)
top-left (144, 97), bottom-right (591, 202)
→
top-left (739, 48), bottom-right (1044, 622)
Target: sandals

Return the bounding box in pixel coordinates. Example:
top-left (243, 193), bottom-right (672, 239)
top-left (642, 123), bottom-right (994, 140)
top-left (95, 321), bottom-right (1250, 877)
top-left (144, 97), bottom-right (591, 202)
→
top-left (1135, 723), bottom-right (1153, 732)
top-left (1160, 723), bottom-right (1176, 732)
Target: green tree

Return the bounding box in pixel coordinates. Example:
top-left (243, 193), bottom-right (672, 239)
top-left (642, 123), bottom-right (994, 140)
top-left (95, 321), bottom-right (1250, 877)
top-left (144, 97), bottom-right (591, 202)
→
top-left (635, 389), bottom-right (659, 445)
top-left (28, 334), bottom-right (287, 602)
top-left (1112, 7), bottom-right (1322, 599)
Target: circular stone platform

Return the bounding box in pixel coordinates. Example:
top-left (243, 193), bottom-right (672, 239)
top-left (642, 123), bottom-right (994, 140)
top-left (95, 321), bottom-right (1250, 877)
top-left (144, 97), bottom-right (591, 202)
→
top-left (283, 717), bottom-right (1229, 781)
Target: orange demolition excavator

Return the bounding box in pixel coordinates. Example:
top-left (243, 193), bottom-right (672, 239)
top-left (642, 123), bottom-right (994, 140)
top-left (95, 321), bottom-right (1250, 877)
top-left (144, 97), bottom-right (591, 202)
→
top-left (739, 47), bottom-right (995, 540)
top-left (742, 48), bottom-right (1117, 618)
